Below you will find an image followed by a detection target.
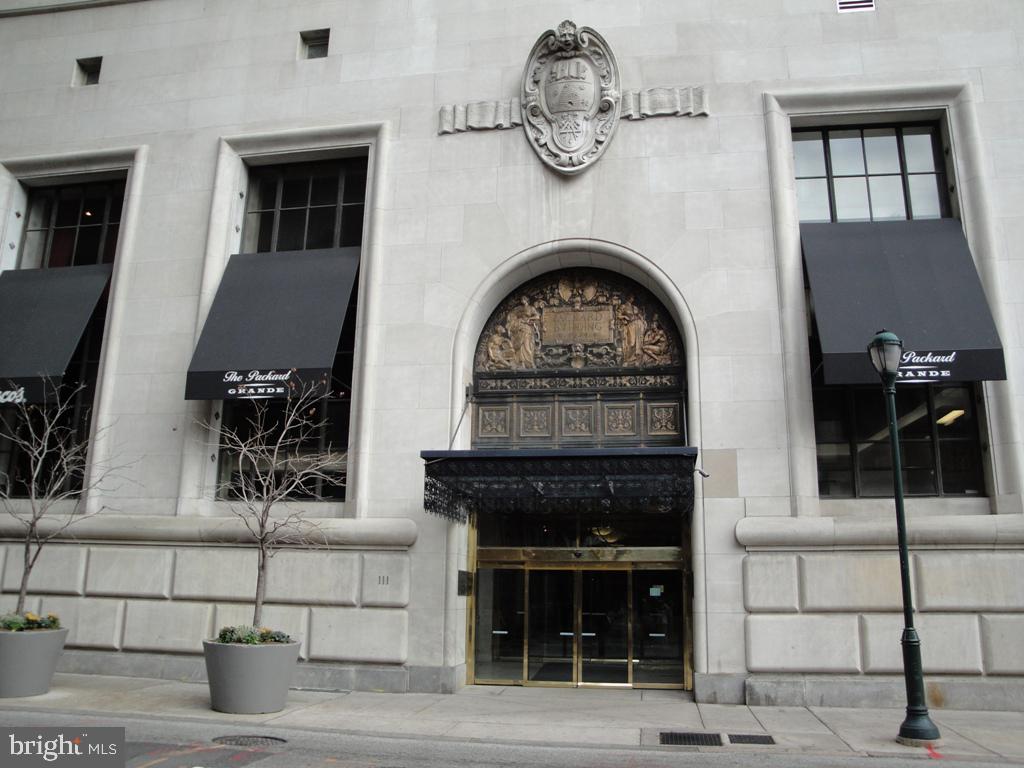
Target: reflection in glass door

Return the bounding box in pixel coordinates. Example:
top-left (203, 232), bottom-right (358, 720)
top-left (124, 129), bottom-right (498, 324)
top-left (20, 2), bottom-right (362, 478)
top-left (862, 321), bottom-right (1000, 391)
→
top-left (473, 568), bottom-right (524, 682)
top-left (527, 570), bottom-right (574, 682)
top-left (580, 571), bottom-right (629, 684)
top-left (632, 571), bottom-right (685, 684)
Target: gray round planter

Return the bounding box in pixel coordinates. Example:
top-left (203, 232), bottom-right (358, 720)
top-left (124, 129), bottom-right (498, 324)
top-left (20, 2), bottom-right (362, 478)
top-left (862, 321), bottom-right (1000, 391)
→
top-left (203, 640), bottom-right (300, 714)
top-left (0, 627), bottom-right (69, 698)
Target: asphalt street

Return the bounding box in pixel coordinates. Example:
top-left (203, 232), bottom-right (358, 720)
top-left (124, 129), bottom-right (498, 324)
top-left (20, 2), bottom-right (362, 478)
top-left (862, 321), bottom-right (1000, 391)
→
top-left (1, 709), bottom-right (1015, 768)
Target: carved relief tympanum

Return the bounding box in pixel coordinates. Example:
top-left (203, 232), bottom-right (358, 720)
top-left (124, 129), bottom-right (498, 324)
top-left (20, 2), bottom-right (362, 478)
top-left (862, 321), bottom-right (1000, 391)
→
top-left (474, 269), bottom-right (681, 380)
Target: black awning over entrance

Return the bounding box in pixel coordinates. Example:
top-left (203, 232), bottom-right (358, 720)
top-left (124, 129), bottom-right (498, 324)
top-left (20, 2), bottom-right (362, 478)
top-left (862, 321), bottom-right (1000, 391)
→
top-left (802, 220), bottom-right (1005, 385)
top-left (0, 264), bottom-right (112, 403)
top-left (185, 247), bottom-right (359, 400)
top-left (420, 447), bottom-right (698, 522)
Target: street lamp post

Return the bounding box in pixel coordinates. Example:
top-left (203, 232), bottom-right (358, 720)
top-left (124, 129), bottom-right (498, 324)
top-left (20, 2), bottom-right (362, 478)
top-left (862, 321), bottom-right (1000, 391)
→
top-left (867, 330), bottom-right (941, 746)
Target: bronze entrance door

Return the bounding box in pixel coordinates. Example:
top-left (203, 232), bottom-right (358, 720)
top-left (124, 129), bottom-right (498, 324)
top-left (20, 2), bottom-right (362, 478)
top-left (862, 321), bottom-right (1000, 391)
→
top-left (472, 565), bottom-right (687, 688)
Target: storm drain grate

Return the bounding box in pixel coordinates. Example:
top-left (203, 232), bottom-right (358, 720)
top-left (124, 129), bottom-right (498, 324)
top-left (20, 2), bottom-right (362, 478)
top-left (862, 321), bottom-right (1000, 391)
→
top-left (659, 731), bottom-right (723, 746)
top-left (729, 734), bottom-right (776, 745)
top-left (212, 735), bottom-right (287, 748)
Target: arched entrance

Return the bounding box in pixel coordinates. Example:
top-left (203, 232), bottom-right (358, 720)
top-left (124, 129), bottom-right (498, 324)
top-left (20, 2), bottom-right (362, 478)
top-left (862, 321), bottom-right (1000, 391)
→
top-left (465, 268), bottom-right (692, 689)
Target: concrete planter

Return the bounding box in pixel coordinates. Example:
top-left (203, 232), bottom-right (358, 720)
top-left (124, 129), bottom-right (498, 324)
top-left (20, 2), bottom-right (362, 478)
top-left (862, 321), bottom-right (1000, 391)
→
top-left (0, 628), bottom-right (69, 698)
top-left (203, 640), bottom-right (300, 714)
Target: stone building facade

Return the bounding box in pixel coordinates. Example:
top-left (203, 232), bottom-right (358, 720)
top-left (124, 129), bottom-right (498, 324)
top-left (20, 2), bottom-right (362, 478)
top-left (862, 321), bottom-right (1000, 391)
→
top-left (0, 0), bottom-right (1022, 708)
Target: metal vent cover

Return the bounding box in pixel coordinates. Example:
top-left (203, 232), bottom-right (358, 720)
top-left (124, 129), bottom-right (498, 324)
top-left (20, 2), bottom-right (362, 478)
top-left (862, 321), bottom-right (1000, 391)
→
top-left (729, 734), bottom-right (776, 745)
top-left (212, 735), bottom-right (287, 747)
top-left (659, 732), bottom-right (723, 746)
top-left (837, 0), bottom-right (875, 11)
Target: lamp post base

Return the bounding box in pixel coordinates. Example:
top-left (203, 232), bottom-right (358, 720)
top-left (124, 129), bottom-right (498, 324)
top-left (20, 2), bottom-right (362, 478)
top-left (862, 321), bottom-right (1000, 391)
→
top-left (896, 735), bottom-right (943, 748)
top-left (897, 708), bottom-right (942, 745)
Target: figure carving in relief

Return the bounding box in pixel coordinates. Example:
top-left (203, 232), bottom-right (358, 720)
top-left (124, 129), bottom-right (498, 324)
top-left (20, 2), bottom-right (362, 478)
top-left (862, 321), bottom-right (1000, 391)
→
top-left (642, 318), bottom-right (671, 365)
top-left (616, 295), bottom-right (647, 366)
top-left (506, 297), bottom-right (541, 369)
top-left (485, 325), bottom-right (515, 370)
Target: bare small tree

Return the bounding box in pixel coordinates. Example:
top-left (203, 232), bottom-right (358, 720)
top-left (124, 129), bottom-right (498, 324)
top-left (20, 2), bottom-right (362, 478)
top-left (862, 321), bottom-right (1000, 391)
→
top-left (0, 380), bottom-right (122, 615)
top-left (206, 382), bottom-right (346, 627)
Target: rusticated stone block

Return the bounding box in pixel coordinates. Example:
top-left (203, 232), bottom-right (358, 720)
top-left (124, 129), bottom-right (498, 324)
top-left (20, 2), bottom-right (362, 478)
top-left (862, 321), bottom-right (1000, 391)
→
top-left (800, 553), bottom-right (902, 612)
top-left (861, 613), bottom-right (983, 674)
top-left (123, 600), bottom-right (212, 653)
top-left (743, 555), bottom-right (798, 612)
top-left (746, 614), bottom-right (861, 673)
top-left (3, 544), bottom-right (86, 596)
top-left (981, 615), bottom-right (1024, 674)
top-left (86, 546), bottom-right (173, 598)
top-left (265, 551), bottom-right (358, 605)
top-left (39, 596), bottom-right (125, 650)
top-left (360, 554), bottom-right (410, 607)
top-left (309, 608), bottom-right (408, 664)
top-left (915, 553), bottom-right (1024, 611)
top-left (173, 548), bottom-right (256, 601)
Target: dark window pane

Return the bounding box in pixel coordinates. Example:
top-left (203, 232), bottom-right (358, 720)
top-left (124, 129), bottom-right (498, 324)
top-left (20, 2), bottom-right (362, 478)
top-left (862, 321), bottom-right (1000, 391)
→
top-left (306, 206), bottom-right (337, 249)
top-left (908, 174), bottom-right (942, 219)
top-left (276, 209), bottom-right (305, 251)
top-left (868, 176), bottom-right (906, 221)
top-left (108, 192), bottom-right (123, 223)
top-left (340, 204), bottom-right (364, 246)
top-left (813, 388), bottom-right (848, 442)
top-left (894, 386), bottom-right (931, 438)
top-left (940, 440), bottom-right (983, 495)
top-left (255, 177), bottom-right (278, 210)
top-left (55, 195), bottom-right (80, 226)
top-left (797, 178), bottom-right (831, 223)
top-left (864, 128), bottom-right (900, 174)
top-left (73, 225), bottom-right (102, 266)
top-left (903, 128), bottom-right (937, 173)
top-left (344, 172), bottom-right (367, 204)
top-left (829, 130), bottom-right (865, 176)
top-left (793, 133), bottom-right (826, 178)
top-left (311, 174), bottom-right (339, 206)
top-left (817, 443), bottom-right (853, 497)
top-left (102, 224), bottom-right (119, 263)
top-left (905, 468), bottom-right (938, 495)
top-left (281, 177), bottom-right (309, 208)
top-left (834, 177), bottom-right (870, 221)
top-left (48, 229), bottom-right (75, 268)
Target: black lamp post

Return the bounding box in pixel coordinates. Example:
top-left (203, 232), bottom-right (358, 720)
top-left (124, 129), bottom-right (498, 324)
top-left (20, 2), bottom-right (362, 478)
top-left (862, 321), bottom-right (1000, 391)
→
top-left (867, 330), bottom-right (941, 745)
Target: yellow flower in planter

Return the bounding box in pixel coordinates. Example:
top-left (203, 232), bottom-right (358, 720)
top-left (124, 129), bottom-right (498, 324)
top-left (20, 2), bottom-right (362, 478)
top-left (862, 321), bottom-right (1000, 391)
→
top-left (24, 612), bottom-right (39, 622)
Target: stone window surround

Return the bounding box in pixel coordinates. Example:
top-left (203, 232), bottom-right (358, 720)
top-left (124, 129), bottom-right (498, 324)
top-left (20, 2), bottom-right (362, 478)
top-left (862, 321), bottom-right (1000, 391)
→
top-left (0, 145), bottom-right (147, 518)
top-left (764, 82), bottom-right (1023, 519)
top-left (176, 123), bottom-right (387, 520)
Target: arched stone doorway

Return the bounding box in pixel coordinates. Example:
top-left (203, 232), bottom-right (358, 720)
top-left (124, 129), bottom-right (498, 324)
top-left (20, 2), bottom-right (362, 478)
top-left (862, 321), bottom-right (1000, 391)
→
top-left (464, 268), bottom-right (693, 689)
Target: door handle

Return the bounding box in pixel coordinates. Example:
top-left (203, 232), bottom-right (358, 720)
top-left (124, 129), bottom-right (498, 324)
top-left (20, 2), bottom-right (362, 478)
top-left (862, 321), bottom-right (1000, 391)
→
top-left (558, 632), bottom-right (573, 637)
top-left (581, 632), bottom-right (596, 637)
top-left (491, 630), bottom-right (508, 635)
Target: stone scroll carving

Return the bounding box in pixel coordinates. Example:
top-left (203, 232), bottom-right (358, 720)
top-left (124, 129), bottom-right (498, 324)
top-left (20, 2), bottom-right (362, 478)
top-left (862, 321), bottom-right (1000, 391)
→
top-left (622, 86), bottom-right (709, 120)
top-left (437, 99), bottom-right (523, 134)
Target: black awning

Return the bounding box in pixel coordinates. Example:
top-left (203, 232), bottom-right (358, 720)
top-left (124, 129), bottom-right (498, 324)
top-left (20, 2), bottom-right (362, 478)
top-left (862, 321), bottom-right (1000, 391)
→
top-left (185, 248), bottom-right (359, 400)
top-left (802, 220), bottom-right (1005, 385)
top-left (0, 264), bottom-right (111, 403)
top-left (420, 447), bottom-right (698, 523)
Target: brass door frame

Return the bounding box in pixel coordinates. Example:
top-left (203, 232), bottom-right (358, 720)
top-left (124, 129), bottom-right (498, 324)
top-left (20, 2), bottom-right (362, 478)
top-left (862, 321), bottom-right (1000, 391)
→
top-left (469, 557), bottom-right (690, 690)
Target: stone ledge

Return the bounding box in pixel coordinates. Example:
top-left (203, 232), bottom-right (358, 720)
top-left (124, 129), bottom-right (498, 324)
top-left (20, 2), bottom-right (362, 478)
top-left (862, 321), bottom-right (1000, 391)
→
top-left (0, 515), bottom-right (417, 548)
top-left (736, 514), bottom-right (1024, 549)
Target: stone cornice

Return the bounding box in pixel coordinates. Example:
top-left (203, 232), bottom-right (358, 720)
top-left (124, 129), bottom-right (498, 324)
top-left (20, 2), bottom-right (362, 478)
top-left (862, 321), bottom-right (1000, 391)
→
top-left (0, 514), bottom-right (418, 548)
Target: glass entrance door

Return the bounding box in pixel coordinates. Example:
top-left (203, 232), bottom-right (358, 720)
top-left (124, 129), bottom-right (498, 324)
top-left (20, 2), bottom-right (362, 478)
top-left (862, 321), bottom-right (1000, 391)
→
top-left (473, 567), bottom-right (685, 688)
top-left (580, 570), bottom-right (629, 684)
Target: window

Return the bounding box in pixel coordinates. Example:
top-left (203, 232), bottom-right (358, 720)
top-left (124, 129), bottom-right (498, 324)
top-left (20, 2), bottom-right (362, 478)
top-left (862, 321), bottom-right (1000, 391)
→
top-left (219, 157), bottom-right (366, 501)
top-left (74, 57), bottom-right (102, 86)
top-left (814, 383), bottom-right (983, 498)
top-left (299, 29), bottom-right (330, 60)
top-left (794, 124), bottom-right (948, 223)
top-left (797, 122), bottom-right (987, 498)
top-left (0, 181), bottom-right (123, 496)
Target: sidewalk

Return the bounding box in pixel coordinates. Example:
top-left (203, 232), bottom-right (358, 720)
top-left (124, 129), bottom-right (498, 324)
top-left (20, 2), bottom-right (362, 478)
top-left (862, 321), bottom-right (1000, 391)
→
top-left (1, 673), bottom-right (1022, 762)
